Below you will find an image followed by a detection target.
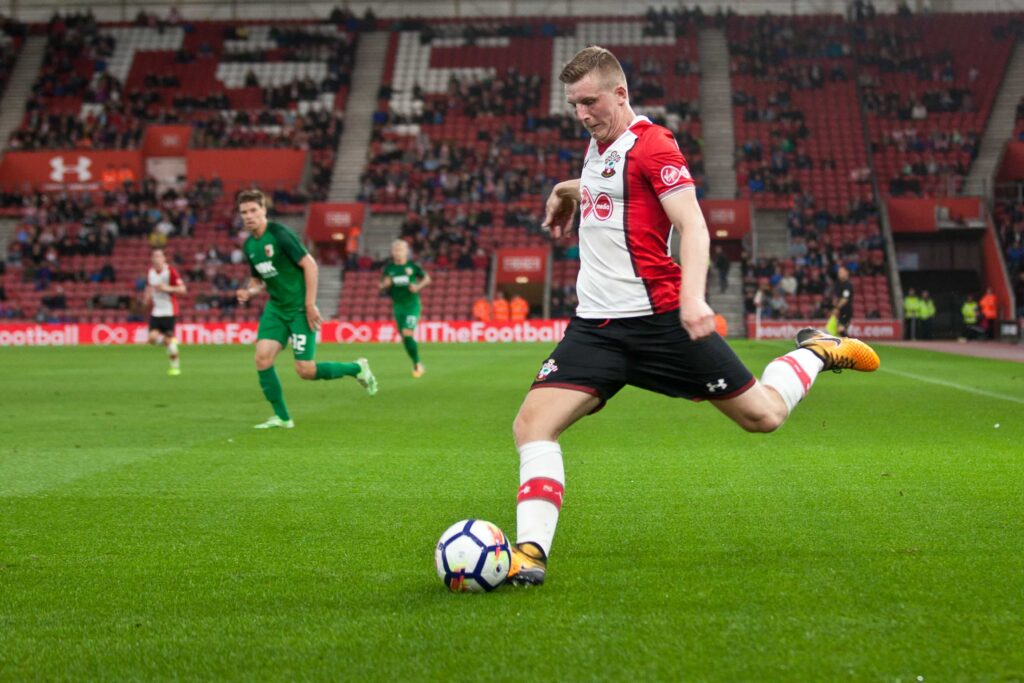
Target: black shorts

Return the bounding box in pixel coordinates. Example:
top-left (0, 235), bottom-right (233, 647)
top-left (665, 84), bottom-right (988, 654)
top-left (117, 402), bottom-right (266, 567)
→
top-left (148, 316), bottom-right (176, 336)
top-left (837, 310), bottom-right (853, 329)
top-left (530, 311), bottom-right (755, 411)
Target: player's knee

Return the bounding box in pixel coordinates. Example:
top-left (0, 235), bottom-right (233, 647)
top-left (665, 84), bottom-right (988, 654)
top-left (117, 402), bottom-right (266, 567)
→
top-left (254, 351), bottom-right (274, 369)
top-left (512, 409), bottom-right (552, 446)
top-left (740, 410), bottom-right (785, 434)
top-left (401, 329), bottom-right (414, 338)
top-left (295, 362), bottom-right (317, 380)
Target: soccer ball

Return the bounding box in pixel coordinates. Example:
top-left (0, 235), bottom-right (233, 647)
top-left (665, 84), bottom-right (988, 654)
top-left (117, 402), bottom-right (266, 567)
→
top-left (435, 519), bottom-right (511, 592)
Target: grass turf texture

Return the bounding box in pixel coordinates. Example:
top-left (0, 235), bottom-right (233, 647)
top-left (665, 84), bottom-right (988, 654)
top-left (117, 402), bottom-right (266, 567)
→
top-left (1, 341), bottom-right (1022, 681)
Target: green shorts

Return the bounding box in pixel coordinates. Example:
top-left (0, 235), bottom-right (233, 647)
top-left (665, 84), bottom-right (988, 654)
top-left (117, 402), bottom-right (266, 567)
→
top-left (393, 303), bottom-right (421, 332)
top-left (258, 305), bottom-right (316, 360)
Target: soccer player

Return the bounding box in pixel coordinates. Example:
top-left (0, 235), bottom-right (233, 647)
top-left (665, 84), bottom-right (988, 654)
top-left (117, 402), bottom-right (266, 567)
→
top-left (506, 47), bottom-right (880, 586)
top-left (235, 189), bottom-right (377, 429)
top-left (831, 266), bottom-right (854, 337)
top-left (144, 248), bottom-right (186, 375)
top-left (380, 239), bottom-right (431, 378)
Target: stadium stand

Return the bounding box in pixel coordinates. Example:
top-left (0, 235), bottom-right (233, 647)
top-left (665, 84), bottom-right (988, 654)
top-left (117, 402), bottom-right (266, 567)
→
top-left (858, 13), bottom-right (1013, 198)
top-left (2, 8), bottom-right (1021, 333)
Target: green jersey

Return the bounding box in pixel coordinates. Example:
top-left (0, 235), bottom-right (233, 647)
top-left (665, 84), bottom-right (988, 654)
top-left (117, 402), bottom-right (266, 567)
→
top-left (382, 260), bottom-right (426, 307)
top-left (245, 222), bottom-right (309, 311)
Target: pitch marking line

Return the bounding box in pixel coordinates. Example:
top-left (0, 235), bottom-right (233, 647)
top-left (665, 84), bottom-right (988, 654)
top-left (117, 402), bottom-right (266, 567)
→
top-left (882, 367), bottom-right (1024, 405)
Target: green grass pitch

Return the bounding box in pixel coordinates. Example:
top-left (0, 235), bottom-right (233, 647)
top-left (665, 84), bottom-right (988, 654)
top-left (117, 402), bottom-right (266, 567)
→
top-left (1, 341), bottom-right (1023, 681)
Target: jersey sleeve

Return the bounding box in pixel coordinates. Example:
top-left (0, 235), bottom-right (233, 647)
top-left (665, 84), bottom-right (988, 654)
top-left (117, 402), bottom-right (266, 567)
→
top-left (169, 268), bottom-right (183, 286)
top-left (636, 127), bottom-right (696, 201)
top-left (412, 263), bottom-right (426, 280)
top-left (272, 224), bottom-right (309, 265)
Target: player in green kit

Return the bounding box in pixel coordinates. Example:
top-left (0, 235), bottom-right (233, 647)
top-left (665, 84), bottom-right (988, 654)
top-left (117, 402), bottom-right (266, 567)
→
top-left (235, 189), bottom-right (378, 429)
top-left (380, 239), bottom-right (431, 377)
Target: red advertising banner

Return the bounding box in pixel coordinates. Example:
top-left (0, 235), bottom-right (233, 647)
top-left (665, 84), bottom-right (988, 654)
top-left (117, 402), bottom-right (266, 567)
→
top-left (306, 202), bottom-right (366, 242)
top-left (185, 149), bottom-right (306, 193)
top-left (746, 318), bottom-right (902, 340)
top-left (0, 150), bottom-right (143, 191)
top-left (887, 197), bottom-right (983, 233)
top-left (142, 125), bottom-right (192, 157)
top-left (0, 320), bottom-right (571, 347)
top-left (700, 199), bottom-right (752, 240)
top-left (495, 248), bottom-right (548, 284)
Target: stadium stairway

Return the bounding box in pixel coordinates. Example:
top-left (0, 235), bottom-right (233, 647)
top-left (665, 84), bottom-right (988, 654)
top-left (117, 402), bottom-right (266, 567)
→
top-left (362, 212), bottom-right (404, 259)
top-left (329, 32), bottom-right (391, 202)
top-left (965, 39), bottom-right (1024, 197)
top-left (0, 36), bottom-right (46, 159)
top-left (753, 210), bottom-right (790, 259)
top-left (0, 217), bottom-right (18, 257)
top-left (708, 264), bottom-right (745, 338)
top-left (316, 264), bottom-right (344, 317)
top-left (698, 27), bottom-right (737, 199)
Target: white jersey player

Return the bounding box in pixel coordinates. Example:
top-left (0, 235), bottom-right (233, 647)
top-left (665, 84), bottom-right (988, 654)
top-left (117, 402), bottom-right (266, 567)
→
top-left (504, 46), bottom-right (881, 587)
top-left (144, 249), bottom-right (187, 375)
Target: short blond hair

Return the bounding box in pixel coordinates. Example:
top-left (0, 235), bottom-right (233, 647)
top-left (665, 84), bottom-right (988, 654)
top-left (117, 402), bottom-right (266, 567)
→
top-left (559, 45), bottom-right (627, 90)
top-left (236, 189), bottom-right (266, 208)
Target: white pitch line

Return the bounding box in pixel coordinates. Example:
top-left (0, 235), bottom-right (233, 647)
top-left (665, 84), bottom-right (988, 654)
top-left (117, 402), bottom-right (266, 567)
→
top-left (882, 367), bottom-right (1024, 405)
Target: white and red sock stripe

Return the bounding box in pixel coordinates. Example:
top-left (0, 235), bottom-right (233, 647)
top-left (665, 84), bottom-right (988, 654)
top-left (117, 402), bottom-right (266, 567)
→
top-left (760, 348), bottom-right (824, 413)
top-left (516, 441), bottom-right (564, 558)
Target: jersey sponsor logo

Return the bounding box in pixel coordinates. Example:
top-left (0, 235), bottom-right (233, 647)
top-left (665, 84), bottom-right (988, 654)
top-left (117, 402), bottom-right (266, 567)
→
top-left (601, 151), bottom-right (621, 178)
top-left (392, 274), bottom-right (410, 286)
top-left (593, 193), bottom-right (613, 221)
top-left (254, 261), bottom-right (278, 278)
top-left (660, 164), bottom-right (692, 187)
top-left (536, 358), bottom-right (558, 381)
top-left (580, 186), bottom-right (594, 220)
top-left (264, 244), bottom-right (275, 258)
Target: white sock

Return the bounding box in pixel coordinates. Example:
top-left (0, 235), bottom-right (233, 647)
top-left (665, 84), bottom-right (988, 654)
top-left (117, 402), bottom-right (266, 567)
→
top-left (167, 341), bottom-right (180, 369)
top-left (516, 440), bottom-right (564, 558)
top-left (760, 348), bottom-right (824, 413)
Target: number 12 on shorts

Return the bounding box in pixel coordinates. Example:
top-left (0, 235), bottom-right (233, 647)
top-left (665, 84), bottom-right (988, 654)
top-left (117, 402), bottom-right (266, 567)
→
top-left (290, 334), bottom-right (307, 353)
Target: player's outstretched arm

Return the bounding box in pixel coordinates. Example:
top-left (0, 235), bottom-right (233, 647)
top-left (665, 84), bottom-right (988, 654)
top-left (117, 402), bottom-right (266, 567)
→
top-left (542, 179), bottom-right (581, 239)
top-left (298, 254), bottom-right (322, 332)
top-left (662, 190), bottom-right (715, 339)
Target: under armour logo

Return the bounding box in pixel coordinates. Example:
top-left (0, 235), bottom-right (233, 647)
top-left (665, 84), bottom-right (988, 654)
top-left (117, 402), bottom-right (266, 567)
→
top-left (49, 156), bottom-right (92, 182)
top-left (706, 378), bottom-right (728, 393)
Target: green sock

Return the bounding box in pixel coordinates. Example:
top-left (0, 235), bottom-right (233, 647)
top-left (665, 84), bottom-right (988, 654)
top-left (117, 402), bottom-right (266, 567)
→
top-left (315, 361), bottom-right (360, 380)
top-left (257, 367), bottom-right (290, 421)
top-left (402, 335), bottom-right (420, 364)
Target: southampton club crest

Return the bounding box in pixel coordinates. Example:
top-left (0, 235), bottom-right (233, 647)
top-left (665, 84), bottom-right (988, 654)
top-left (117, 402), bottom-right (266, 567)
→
top-left (536, 358), bottom-right (559, 382)
top-left (601, 151), bottom-right (621, 178)
top-left (264, 244), bottom-right (275, 258)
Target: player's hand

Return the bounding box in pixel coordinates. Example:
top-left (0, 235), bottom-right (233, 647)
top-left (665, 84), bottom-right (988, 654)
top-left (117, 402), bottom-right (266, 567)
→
top-left (680, 296), bottom-right (716, 340)
top-left (542, 188), bottom-right (578, 239)
top-left (236, 288), bottom-right (251, 304)
top-left (306, 303), bottom-right (322, 332)
top-left (381, 276), bottom-right (391, 290)
top-left (409, 283), bottom-right (420, 293)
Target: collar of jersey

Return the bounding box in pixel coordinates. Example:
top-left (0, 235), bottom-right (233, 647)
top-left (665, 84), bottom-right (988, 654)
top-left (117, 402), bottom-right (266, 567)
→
top-left (596, 115), bottom-right (650, 155)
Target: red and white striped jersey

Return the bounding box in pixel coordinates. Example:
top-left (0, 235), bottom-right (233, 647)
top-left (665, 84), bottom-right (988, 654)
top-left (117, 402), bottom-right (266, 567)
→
top-left (148, 266), bottom-right (182, 317)
top-left (575, 115), bottom-right (695, 318)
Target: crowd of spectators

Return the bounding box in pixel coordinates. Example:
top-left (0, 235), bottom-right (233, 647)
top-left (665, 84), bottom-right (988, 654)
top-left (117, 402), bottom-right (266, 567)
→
top-left (8, 16), bottom-right (354, 204)
top-left (0, 177), bottom-right (248, 321)
top-left (741, 191), bottom-right (887, 320)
